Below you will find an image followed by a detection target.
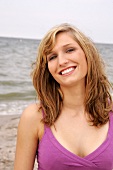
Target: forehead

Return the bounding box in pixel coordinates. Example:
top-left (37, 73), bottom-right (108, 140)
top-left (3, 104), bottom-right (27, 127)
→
top-left (51, 32), bottom-right (80, 51)
top-left (44, 31), bottom-right (80, 55)
top-left (55, 32), bottom-right (75, 44)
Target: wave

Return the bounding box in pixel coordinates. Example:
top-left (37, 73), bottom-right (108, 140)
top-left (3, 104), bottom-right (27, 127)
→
top-left (0, 91), bottom-right (36, 101)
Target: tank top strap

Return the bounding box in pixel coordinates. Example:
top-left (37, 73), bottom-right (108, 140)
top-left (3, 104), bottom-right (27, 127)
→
top-left (109, 110), bottom-right (113, 137)
top-left (41, 108), bottom-right (48, 132)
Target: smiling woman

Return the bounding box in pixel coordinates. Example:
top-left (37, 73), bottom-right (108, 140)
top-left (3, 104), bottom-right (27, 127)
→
top-left (14, 23), bottom-right (113, 170)
top-left (47, 32), bottom-right (87, 88)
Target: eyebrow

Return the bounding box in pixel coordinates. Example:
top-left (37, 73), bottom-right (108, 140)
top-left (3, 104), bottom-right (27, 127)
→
top-left (62, 43), bottom-right (74, 47)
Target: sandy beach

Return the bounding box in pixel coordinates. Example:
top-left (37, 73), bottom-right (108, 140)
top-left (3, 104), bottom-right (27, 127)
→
top-left (0, 114), bottom-right (37, 170)
top-left (0, 114), bottom-right (20, 169)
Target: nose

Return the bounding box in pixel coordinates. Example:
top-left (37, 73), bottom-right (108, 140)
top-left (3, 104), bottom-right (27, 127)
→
top-left (58, 53), bottom-right (69, 66)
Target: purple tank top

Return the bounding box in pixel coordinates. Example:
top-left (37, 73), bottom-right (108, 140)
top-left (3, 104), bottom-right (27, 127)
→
top-left (37, 111), bottom-right (113, 170)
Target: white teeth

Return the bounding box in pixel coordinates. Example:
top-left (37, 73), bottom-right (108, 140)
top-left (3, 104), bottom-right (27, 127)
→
top-left (61, 67), bottom-right (74, 75)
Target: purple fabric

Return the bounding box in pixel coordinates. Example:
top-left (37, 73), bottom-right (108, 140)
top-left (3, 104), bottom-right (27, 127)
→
top-left (37, 111), bottom-right (113, 170)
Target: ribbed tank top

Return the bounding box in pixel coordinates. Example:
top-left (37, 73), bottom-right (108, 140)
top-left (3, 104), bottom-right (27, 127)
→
top-left (37, 111), bottom-right (113, 170)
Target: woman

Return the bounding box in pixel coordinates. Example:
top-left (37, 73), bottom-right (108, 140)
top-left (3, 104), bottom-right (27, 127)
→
top-left (14, 23), bottom-right (113, 170)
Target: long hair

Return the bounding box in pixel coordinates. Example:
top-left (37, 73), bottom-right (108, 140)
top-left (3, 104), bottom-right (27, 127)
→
top-left (32, 23), bottom-right (113, 126)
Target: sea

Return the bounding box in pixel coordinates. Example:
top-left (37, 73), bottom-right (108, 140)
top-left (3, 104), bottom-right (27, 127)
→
top-left (0, 37), bottom-right (113, 115)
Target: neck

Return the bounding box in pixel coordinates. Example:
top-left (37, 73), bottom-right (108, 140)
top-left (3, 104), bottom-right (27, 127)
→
top-left (61, 84), bottom-right (86, 115)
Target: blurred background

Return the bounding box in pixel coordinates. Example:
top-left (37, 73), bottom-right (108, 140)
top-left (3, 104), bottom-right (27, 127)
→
top-left (0, 0), bottom-right (113, 116)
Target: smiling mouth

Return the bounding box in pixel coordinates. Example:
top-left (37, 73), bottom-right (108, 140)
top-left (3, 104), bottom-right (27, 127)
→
top-left (60, 66), bottom-right (76, 75)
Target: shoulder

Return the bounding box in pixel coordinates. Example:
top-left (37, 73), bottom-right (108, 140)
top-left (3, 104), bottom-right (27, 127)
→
top-left (20, 103), bottom-right (43, 124)
top-left (18, 103), bottom-right (44, 140)
top-left (14, 103), bottom-right (44, 169)
top-left (21, 103), bottom-right (42, 119)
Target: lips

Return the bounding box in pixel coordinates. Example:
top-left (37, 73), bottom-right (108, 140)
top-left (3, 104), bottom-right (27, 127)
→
top-left (59, 66), bottom-right (76, 75)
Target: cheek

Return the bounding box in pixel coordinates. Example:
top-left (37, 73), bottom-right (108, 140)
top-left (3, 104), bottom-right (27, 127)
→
top-left (79, 53), bottom-right (88, 73)
top-left (48, 63), bottom-right (55, 75)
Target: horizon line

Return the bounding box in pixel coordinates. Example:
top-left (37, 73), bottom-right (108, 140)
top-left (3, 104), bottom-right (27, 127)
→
top-left (0, 35), bottom-right (113, 45)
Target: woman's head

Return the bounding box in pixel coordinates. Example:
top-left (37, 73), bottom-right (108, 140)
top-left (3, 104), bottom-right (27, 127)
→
top-left (33, 23), bottom-right (104, 88)
top-left (46, 31), bottom-right (88, 88)
top-left (32, 23), bottom-right (112, 126)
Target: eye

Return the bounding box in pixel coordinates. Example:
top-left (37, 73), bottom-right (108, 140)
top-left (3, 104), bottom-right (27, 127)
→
top-left (66, 48), bottom-right (75, 53)
top-left (48, 54), bottom-right (57, 61)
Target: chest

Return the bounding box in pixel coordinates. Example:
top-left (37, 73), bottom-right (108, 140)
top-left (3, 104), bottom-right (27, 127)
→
top-left (51, 116), bottom-right (109, 158)
top-left (37, 112), bottom-right (113, 169)
top-left (38, 123), bottom-right (113, 170)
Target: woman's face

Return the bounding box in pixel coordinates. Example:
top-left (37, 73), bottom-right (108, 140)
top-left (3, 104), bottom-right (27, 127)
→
top-left (47, 32), bottom-right (88, 88)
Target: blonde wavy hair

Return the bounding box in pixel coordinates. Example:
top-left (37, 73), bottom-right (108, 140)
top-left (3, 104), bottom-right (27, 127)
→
top-left (32, 23), bottom-right (113, 127)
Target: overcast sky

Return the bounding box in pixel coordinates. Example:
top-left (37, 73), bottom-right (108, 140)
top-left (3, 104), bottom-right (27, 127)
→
top-left (0, 0), bottom-right (113, 43)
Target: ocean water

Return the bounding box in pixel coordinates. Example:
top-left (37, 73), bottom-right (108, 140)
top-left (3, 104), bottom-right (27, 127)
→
top-left (0, 37), bottom-right (113, 115)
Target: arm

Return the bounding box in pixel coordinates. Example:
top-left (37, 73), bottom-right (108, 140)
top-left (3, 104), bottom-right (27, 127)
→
top-left (14, 103), bottom-right (43, 170)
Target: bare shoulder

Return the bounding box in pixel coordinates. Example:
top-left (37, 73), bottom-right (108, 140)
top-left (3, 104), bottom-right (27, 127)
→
top-left (14, 103), bottom-right (43, 169)
top-left (21, 103), bottom-right (42, 120)
top-left (18, 103), bottom-right (44, 140)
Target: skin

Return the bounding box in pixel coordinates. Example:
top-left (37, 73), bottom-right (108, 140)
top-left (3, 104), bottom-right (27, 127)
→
top-left (14, 32), bottom-right (109, 169)
top-left (47, 32), bottom-right (87, 89)
top-left (14, 104), bottom-right (44, 170)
